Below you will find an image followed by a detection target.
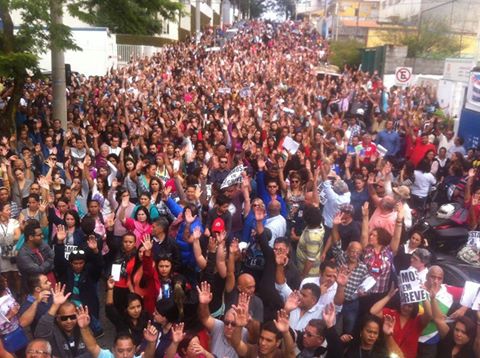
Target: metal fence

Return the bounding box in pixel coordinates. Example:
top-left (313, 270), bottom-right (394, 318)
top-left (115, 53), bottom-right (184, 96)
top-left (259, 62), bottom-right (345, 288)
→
top-left (117, 44), bottom-right (163, 66)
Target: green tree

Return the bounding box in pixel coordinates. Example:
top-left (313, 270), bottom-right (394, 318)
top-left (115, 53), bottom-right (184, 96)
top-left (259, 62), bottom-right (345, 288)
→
top-left (0, 0), bottom-right (182, 135)
top-left (68, 0), bottom-right (183, 35)
top-left (380, 19), bottom-right (464, 58)
top-left (265, 0), bottom-right (296, 19)
top-left (329, 39), bottom-right (362, 68)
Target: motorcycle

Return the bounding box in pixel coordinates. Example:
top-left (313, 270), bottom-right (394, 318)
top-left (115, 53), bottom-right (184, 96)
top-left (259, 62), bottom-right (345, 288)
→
top-left (411, 202), bottom-right (469, 253)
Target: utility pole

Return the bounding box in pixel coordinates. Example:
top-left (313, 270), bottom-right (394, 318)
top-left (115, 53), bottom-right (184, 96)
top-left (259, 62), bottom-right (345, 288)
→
top-left (50, 0), bottom-right (67, 130)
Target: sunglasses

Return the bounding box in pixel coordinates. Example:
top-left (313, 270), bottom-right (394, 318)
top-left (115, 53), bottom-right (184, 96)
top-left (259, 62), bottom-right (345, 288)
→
top-left (224, 320), bottom-right (237, 327)
top-left (268, 185), bottom-right (278, 189)
top-left (71, 250), bottom-right (85, 255)
top-left (220, 160), bottom-right (228, 164)
top-left (59, 314), bottom-right (77, 322)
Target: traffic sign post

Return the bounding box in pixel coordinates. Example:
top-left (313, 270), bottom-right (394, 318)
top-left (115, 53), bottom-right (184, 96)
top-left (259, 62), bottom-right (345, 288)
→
top-left (395, 67), bottom-right (413, 86)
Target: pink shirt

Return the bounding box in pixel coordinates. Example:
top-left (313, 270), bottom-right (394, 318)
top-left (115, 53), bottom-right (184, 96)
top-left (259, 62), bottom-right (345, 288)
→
top-left (369, 208), bottom-right (397, 237)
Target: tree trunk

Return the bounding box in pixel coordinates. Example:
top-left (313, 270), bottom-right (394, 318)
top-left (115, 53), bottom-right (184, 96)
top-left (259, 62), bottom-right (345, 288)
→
top-left (0, 0), bottom-right (21, 135)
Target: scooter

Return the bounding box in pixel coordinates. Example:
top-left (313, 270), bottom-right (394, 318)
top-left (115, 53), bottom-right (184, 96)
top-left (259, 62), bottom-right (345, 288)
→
top-left (412, 202), bottom-right (469, 253)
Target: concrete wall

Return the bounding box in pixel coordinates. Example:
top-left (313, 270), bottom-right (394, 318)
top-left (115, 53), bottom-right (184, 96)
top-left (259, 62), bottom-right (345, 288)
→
top-left (383, 45), bottom-right (408, 73)
top-left (38, 28), bottom-right (117, 76)
top-left (405, 58), bottom-right (445, 75)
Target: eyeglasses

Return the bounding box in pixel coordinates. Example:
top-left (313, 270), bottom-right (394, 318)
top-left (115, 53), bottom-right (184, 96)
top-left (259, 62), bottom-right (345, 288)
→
top-left (268, 185), bottom-right (278, 189)
top-left (291, 180), bottom-right (300, 183)
top-left (59, 314), bottom-right (77, 321)
top-left (224, 320), bottom-right (237, 327)
top-left (26, 350), bottom-right (51, 357)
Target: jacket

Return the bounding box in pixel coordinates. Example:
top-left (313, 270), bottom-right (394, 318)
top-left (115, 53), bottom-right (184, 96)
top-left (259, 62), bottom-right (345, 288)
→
top-left (17, 242), bottom-right (54, 278)
top-left (54, 244), bottom-right (104, 318)
top-left (34, 313), bottom-right (92, 358)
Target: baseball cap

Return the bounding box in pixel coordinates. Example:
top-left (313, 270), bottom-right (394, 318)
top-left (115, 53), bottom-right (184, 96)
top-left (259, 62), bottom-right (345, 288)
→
top-left (212, 218), bottom-right (225, 233)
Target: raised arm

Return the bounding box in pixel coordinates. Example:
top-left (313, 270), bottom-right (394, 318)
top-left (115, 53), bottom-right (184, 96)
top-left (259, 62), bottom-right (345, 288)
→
top-left (431, 290), bottom-right (450, 339)
top-left (196, 281), bottom-right (215, 332)
top-left (391, 202), bottom-right (404, 255)
top-left (360, 202), bottom-right (370, 249)
top-left (370, 286), bottom-right (397, 318)
top-left (77, 306), bottom-right (101, 358)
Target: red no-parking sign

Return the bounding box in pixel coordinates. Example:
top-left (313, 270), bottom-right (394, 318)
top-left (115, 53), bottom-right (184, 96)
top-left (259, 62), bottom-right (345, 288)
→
top-left (395, 67), bottom-right (413, 86)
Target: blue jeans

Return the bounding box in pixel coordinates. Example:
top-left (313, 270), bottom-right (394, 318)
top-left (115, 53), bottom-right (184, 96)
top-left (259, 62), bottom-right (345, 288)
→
top-left (337, 299), bottom-right (359, 335)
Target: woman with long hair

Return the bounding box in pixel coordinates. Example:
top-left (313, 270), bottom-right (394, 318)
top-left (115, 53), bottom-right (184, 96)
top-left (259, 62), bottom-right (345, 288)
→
top-left (106, 277), bottom-right (150, 348)
top-left (343, 314), bottom-right (405, 358)
top-left (370, 285), bottom-right (432, 358)
top-left (118, 199), bottom-right (152, 248)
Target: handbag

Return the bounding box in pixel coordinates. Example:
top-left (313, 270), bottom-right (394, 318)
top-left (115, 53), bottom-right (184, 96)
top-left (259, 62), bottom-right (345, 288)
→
top-left (2, 326), bottom-right (29, 353)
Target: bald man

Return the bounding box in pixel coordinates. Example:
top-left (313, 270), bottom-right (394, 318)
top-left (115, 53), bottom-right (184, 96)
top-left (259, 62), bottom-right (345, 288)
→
top-left (225, 273), bottom-right (264, 323)
top-left (418, 265), bottom-right (467, 358)
top-left (265, 200), bottom-right (287, 246)
top-left (331, 239), bottom-right (369, 335)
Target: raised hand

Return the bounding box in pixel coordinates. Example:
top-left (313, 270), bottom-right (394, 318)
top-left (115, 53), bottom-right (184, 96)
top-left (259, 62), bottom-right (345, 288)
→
top-left (56, 225), bottom-right (67, 242)
top-left (196, 281), bottom-right (213, 305)
top-left (229, 239), bottom-right (239, 256)
top-left (171, 323), bottom-right (185, 343)
top-left (87, 236), bottom-right (98, 253)
top-left (51, 283), bottom-right (71, 306)
top-left (257, 157), bottom-right (266, 170)
top-left (142, 234), bottom-right (153, 252)
top-left (361, 202), bottom-right (369, 218)
top-left (192, 227), bottom-right (202, 242)
top-left (143, 320), bottom-right (159, 343)
top-left (237, 292), bottom-right (251, 311)
top-left (336, 266), bottom-right (350, 287)
top-left (107, 276), bottom-right (115, 290)
top-left (274, 249), bottom-right (288, 266)
top-left (273, 309), bottom-right (290, 333)
top-left (39, 200), bottom-right (48, 213)
top-left (383, 314), bottom-right (396, 336)
top-left (253, 205), bottom-right (266, 222)
top-left (395, 201), bottom-right (404, 220)
top-left (231, 304), bottom-right (249, 327)
top-left (184, 208), bottom-right (196, 224)
top-left (284, 291), bottom-right (301, 312)
top-left (76, 305), bottom-right (90, 329)
top-left (322, 303), bottom-right (336, 328)
top-left (333, 212), bottom-right (343, 226)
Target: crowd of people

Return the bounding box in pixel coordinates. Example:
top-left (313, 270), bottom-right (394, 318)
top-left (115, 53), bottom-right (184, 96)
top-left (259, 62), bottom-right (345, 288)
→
top-left (0, 19), bottom-right (479, 358)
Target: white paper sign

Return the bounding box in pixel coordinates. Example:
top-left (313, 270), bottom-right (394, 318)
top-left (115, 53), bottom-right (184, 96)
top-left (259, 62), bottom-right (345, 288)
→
top-left (467, 231), bottom-right (480, 250)
top-left (376, 144), bottom-right (388, 157)
top-left (282, 136), bottom-right (300, 155)
top-left (399, 269), bottom-right (428, 304)
top-left (357, 276), bottom-right (376, 294)
top-left (111, 264), bottom-right (122, 282)
top-left (460, 281), bottom-right (480, 308)
top-left (221, 165), bottom-right (245, 189)
top-left (64, 245), bottom-right (78, 260)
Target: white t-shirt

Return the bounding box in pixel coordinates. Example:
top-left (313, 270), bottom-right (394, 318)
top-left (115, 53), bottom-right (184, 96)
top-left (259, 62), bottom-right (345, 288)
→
top-left (411, 171), bottom-right (436, 198)
top-left (98, 349), bottom-right (141, 358)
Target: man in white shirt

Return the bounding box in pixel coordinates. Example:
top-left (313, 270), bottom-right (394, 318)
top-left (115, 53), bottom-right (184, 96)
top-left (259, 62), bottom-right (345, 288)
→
top-left (275, 260), bottom-right (346, 331)
top-left (265, 200), bottom-right (286, 246)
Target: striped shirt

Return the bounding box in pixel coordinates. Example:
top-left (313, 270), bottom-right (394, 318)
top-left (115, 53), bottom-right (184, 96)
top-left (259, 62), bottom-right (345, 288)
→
top-left (332, 245), bottom-right (370, 301)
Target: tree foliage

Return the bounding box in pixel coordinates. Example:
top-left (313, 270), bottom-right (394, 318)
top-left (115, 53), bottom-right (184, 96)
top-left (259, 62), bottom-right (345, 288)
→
top-left (329, 39), bottom-right (362, 68)
top-left (379, 19), bottom-right (464, 58)
top-left (0, 0), bottom-right (183, 135)
top-left (68, 0), bottom-right (183, 35)
top-left (265, 0), bottom-right (296, 19)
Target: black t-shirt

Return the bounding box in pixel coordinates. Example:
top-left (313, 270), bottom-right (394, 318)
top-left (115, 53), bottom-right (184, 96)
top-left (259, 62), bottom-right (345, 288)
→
top-left (338, 220), bottom-right (361, 251)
